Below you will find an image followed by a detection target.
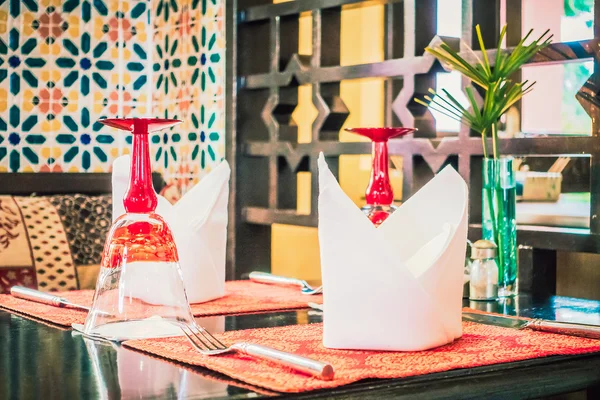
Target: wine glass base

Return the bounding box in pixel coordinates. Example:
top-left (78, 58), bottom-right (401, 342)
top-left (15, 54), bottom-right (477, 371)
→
top-left (361, 204), bottom-right (397, 226)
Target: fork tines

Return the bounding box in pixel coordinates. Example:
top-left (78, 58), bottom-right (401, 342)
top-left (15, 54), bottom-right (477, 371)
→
top-left (180, 323), bottom-right (227, 352)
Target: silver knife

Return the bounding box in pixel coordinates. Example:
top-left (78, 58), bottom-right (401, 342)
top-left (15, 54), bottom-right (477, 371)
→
top-left (463, 312), bottom-right (600, 340)
top-left (10, 286), bottom-right (92, 312)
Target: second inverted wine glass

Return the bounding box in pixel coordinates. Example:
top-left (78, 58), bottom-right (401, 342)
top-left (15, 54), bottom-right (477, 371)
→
top-left (345, 127), bottom-right (416, 226)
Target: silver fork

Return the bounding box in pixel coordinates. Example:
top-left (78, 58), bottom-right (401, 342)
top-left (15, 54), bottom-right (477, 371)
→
top-left (249, 272), bottom-right (323, 295)
top-left (180, 323), bottom-right (334, 380)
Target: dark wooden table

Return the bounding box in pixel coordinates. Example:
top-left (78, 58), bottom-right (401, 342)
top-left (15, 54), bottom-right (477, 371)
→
top-left (2, 295), bottom-right (600, 399)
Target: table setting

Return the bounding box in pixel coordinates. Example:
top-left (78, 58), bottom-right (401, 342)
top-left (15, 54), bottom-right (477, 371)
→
top-left (0, 280), bottom-right (323, 327)
top-left (2, 118), bottom-right (600, 397)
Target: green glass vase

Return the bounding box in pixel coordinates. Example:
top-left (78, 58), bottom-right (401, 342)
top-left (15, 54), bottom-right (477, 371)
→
top-left (482, 157), bottom-right (518, 297)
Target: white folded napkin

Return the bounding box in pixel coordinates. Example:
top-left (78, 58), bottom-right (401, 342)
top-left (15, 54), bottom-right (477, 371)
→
top-left (112, 155), bottom-right (230, 304)
top-left (318, 152), bottom-right (468, 351)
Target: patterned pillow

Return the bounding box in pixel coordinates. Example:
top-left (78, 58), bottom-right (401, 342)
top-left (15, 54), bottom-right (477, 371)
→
top-left (0, 194), bottom-right (112, 293)
top-left (49, 194), bottom-right (112, 290)
top-left (48, 194), bottom-right (112, 266)
top-left (0, 196), bottom-right (78, 293)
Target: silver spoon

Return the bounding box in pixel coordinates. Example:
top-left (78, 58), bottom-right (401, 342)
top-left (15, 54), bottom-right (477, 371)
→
top-left (248, 272), bottom-right (323, 295)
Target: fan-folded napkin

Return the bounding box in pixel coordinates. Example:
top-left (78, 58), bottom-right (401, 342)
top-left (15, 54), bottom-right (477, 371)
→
top-left (318, 153), bottom-right (468, 351)
top-left (112, 155), bottom-right (230, 304)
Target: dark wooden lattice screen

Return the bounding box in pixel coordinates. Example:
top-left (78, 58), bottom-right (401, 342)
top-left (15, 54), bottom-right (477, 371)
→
top-left (225, 0), bottom-right (600, 296)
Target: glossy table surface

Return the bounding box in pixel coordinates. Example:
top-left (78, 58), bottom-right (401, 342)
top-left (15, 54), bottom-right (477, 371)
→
top-left (2, 295), bottom-right (600, 399)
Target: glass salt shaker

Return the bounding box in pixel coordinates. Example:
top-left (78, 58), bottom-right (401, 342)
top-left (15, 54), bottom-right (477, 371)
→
top-left (469, 239), bottom-right (499, 301)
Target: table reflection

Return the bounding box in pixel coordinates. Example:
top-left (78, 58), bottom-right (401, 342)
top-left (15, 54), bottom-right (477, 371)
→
top-left (465, 294), bottom-right (600, 324)
top-left (81, 336), bottom-right (230, 399)
top-left (2, 299), bottom-right (599, 399)
top-left (0, 311), bottom-right (311, 399)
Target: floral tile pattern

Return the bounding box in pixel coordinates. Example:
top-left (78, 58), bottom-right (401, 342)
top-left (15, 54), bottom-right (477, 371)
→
top-left (0, 0), bottom-right (150, 173)
top-left (151, 0), bottom-right (225, 186)
top-left (0, 0), bottom-right (225, 184)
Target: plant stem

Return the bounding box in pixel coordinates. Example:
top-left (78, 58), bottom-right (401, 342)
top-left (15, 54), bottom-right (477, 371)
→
top-left (491, 122), bottom-right (498, 160)
top-left (486, 186), bottom-right (498, 242)
top-left (494, 165), bottom-right (506, 283)
top-left (484, 160), bottom-right (498, 247)
top-left (481, 128), bottom-right (488, 159)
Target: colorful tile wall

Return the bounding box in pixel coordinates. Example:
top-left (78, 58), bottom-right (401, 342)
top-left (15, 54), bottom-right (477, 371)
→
top-left (0, 0), bottom-right (151, 173)
top-left (0, 0), bottom-right (225, 188)
top-left (151, 0), bottom-right (225, 188)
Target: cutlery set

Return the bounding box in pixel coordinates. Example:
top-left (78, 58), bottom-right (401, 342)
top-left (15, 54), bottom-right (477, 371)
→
top-left (9, 272), bottom-right (600, 381)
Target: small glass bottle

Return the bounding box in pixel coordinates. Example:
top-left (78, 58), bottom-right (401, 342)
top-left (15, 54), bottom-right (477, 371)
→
top-left (469, 239), bottom-right (499, 301)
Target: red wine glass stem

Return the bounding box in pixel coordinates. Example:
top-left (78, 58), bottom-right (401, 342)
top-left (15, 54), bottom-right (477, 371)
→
top-left (365, 140), bottom-right (394, 206)
top-left (124, 121), bottom-right (158, 213)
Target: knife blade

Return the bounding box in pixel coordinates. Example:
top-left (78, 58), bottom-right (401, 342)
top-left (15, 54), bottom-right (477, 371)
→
top-left (463, 311), bottom-right (600, 340)
top-left (462, 312), bottom-right (528, 329)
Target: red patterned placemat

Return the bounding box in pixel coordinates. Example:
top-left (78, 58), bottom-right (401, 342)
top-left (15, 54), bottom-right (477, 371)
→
top-left (196, 280), bottom-right (321, 316)
top-left (124, 321), bottom-right (600, 393)
top-left (0, 290), bottom-right (90, 326)
top-left (0, 281), bottom-right (321, 326)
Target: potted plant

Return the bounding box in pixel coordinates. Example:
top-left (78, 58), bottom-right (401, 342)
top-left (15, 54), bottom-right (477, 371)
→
top-left (416, 25), bottom-right (552, 296)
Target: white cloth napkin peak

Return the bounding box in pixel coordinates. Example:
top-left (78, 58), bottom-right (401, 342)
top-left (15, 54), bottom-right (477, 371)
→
top-left (111, 155), bottom-right (230, 304)
top-left (318, 152), bottom-right (468, 351)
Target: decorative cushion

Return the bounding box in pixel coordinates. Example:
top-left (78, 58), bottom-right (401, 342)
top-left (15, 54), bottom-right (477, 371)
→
top-left (49, 194), bottom-right (112, 266)
top-left (0, 194), bottom-right (112, 293)
top-left (0, 196), bottom-right (78, 293)
top-left (49, 194), bottom-right (112, 290)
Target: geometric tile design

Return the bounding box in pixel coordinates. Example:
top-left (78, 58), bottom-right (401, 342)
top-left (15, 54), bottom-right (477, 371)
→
top-left (152, 0), bottom-right (225, 187)
top-left (0, 0), bottom-right (225, 186)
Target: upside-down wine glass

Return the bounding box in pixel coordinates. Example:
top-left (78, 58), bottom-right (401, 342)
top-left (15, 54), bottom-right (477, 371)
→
top-left (345, 127), bottom-right (416, 226)
top-left (82, 118), bottom-right (196, 340)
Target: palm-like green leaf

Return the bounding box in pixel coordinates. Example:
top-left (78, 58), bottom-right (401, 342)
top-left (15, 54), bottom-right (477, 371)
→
top-left (427, 44), bottom-right (490, 88)
top-left (417, 24), bottom-right (551, 158)
top-left (476, 25), bottom-right (492, 77)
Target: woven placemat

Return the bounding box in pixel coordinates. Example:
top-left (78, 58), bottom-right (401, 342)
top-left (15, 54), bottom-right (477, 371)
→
top-left (0, 280), bottom-right (321, 326)
top-left (124, 321), bottom-right (600, 393)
